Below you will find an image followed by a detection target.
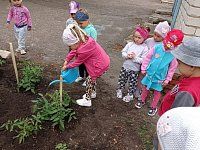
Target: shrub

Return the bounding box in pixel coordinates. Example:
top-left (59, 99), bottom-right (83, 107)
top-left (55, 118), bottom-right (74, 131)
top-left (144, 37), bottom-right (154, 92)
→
top-left (1, 116), bottom-right (42, 143)
top-left (1, 90), bottom-right (76, 143)
top-left (32, 91), bottom-right (76, 131)
top-left (18, 62), bottom-right (43, 93)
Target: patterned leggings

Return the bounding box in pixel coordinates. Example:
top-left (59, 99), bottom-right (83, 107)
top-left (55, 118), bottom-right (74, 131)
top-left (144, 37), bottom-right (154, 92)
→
top-left (85, 76), bottom-right (96, 100)
top-left (117, 67), bottom-right (139, 96)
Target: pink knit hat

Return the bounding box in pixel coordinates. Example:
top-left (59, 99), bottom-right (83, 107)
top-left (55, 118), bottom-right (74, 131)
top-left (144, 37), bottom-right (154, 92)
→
top-left (135, 26), bottom-right (149, 40)
top-left (69, 1), bottom-right (80, 14)
top-left (154, 21), bottom-right (171, 38)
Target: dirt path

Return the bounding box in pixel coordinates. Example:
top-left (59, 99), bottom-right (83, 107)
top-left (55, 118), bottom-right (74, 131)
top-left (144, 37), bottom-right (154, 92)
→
top-left (0, 0), bottom-right (163, 87)
top-left (0, 0), bottom-right (164, 149)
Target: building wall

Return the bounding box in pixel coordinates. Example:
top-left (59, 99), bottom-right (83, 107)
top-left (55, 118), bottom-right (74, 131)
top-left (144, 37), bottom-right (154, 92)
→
top-left (174, 0), bottom-right (200, 37)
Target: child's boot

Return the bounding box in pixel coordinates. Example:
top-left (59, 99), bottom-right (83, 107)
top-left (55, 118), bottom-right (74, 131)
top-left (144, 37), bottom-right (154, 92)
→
top-left (15, 48), bottom-right (21, 52)
top-left (82, 91), bottom-right (96, 99)
top-left (116, 89), bottom-right (122, 99)
top-left (20, 49), bottom-right (26, 55)
top-left (82, 81), bottom-right (87, 87)
top-left (75, 77), bottom-right (83, 82)
top-left (76, 97), bottom-right (91, 107)
top-left (148, 107), bottom-right (157, 116)
top-left (122, 94), bottom-right (133, 102)
top-left (135, 100), bottom-right (145, 109)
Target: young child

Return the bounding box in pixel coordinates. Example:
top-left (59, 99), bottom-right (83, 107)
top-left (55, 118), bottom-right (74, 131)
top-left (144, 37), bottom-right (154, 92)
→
top-left (116, 26), bottom-right (149, 102)
top-left (135, 21), bottom-right (171, 99)
top-left (66, 1), bottom-right (80, 27)
top-left (75, 9), bottom-right (97, 40)
top-left (62, 24), bottom-right (110, 107)
top-left (74, 9), bottom-right (98, 86)
top-left (145, 21), bottom-right (171, 49)
top-left (135, 29), bottom-right (184, 116)
top-left (6, 0), bottom-right (32, 55)
top-left (159, 37), bottom-right (200, 116)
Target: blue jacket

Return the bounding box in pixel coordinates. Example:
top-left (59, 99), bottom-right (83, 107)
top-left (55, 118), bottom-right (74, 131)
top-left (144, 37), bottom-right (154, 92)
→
top-left (83, 24), bottom-right (97, 41)
top-left (141, 44), bottom-right (174, 91)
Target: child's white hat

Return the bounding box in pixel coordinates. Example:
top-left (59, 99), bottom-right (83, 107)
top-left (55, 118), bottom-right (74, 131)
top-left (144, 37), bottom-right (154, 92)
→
top-left (171, 37), bottom-right (200, 67)
top-left (62, 24), bottom-right (86, 46)
top-left (154, 21), bottom-right (171, 38)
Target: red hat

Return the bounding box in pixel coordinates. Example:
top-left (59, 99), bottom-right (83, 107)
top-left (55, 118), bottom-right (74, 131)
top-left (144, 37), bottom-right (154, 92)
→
top-left (163, 29), bottom-right (184, 49)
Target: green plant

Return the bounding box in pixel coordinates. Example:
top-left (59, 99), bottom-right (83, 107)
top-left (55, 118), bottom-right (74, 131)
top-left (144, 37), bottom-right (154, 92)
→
top-left (32, 91), bottom-right (76, 131)
top-left (1, 89), bottom-right (76, 144)
top-left (0, 57), bottom-right (6, 66)
top-left (1, 116), bottom-right (42, 143)
top-left (138, 121), bottom-right (154, 150)
top-left (18, 62), bottom-right (43, 93)
top-left (55, 143), bottom-right (69, 150)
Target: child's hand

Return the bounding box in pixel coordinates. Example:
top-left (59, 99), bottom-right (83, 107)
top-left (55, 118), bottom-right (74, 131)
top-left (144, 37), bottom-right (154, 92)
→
top-left (127, 54), bottom-right (132, 59)
top-left (6, 23), bottom-right (11, 29)
top-left (62, 61), bottom-right (68, 70)
top-left (162, 80), bottom-right (169, 86)
top-left (127, 52), bottom-right (135, 59)
top-left (27, 26), bottom-right (31, 31)
top-left (141, 70), bottom-right (146, 74)
top-left (62, 65), bottom-right (67, 70)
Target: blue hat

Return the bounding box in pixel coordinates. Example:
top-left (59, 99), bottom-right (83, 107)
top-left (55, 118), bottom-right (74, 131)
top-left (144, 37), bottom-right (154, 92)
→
top-left (75, 11), bottom-right (89, 21)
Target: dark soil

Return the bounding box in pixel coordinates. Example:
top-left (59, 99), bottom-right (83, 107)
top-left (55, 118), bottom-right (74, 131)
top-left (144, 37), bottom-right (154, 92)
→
top-left (0, 59), bottom-right (156, 150)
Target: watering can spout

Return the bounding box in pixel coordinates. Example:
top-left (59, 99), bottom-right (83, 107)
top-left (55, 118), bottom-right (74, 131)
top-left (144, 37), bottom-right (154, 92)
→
top-left (49, 80), bottom-right (66, 86)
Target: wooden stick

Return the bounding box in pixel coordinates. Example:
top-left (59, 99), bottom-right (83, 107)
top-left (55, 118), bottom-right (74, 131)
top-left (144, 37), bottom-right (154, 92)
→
top-left (59, 75), bottom-right (63, 106)
top-left (9, 43), bottom-right (19, 84)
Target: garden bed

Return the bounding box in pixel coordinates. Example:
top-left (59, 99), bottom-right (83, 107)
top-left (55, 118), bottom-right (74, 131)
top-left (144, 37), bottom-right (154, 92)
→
top-left (0, 59), bottom-right (156, 150)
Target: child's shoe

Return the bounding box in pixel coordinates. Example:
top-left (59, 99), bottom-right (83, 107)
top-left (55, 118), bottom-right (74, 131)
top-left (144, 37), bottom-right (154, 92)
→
top-left (148, 107), bottom-right (157, 116)
top-left (122, 94), bottom-right (133, 102)
top-left (82, 81), bottom-right (86, 87)
top-left (135, 100), bottom-right (145, 109)
top-left (82, 92), bottom-right (96, 99)
top-left (75, 77), bottom-right (83, 82)
top-left (20, 49), bottom-right (26, 55)
top-left (76, 98), bottom-right (91, 107)
top-left (116, 89), bottom-right (122, 99)
top-left (15, 48), bottom-right (21, 52)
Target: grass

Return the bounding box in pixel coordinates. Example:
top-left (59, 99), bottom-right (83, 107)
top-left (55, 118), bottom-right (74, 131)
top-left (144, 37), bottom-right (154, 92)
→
top-left (138, 119), bottom-right (156, 150)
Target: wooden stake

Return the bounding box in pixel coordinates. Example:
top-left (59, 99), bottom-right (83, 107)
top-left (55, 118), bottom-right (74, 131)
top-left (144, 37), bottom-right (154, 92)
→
top-left (9, 43), bottom-right (19, 84)
top-left (59, 75), bottom-right (63, 106)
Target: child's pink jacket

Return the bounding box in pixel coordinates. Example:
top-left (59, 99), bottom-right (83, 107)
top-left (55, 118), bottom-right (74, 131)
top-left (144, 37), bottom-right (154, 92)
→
top-left (7, 6), bottom-right (32, 27)
top-left (66, 37), bottom-right (110, 80)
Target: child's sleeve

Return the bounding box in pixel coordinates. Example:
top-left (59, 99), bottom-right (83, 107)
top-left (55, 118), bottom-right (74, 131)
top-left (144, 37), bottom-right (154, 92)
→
top-left (24, 7), bottom-right (32, 27)
top-left (66, 51), bottom-right (91, 68)
top-left (65, 50), bottom-right (77, 62)
top-left (134, 46), bottom-right (149, 64)
top-left (141, 47), bottom-right (155, 71)
top-left (171, 91), bottom-right (195, 108)
top-left (90, 28), bottom-right (97, 41)
top-left (165, 58), bottom-right (178, 82)
top-left (67, 57), bottom-right (84, 68)
top-left (121, 43), bottom-right (131, 59)
top-left (7, 7), bottom-right (13, 23)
